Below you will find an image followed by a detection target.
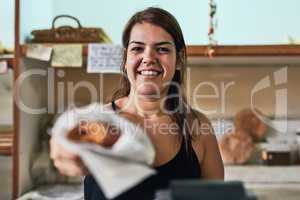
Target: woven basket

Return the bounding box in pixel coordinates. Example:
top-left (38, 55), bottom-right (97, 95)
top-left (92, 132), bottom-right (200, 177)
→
top-left (31, 15), bottom-right (111, 43)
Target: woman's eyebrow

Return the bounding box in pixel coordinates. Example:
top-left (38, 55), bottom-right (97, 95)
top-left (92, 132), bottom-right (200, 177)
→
top-left (128, 41), bottom-right (174, 46)
top-left (129, 41), bottom-right (145, 45)
top-left (155, 41), bottom-right (174, 46)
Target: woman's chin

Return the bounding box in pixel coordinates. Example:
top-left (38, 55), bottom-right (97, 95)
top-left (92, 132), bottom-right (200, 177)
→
top-left (136, 87), bottom-right (161, 98)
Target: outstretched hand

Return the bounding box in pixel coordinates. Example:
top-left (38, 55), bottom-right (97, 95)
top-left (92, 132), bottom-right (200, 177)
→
top-left (50, 137), bottom-right (89, 176)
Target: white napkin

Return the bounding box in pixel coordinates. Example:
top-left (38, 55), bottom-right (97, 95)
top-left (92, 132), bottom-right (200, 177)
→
top-left (51, 103), bottom-right (156, 199)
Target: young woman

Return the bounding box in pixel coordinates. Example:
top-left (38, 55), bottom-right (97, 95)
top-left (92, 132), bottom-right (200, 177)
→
top-left (50, 7), bottom-right (224, 200)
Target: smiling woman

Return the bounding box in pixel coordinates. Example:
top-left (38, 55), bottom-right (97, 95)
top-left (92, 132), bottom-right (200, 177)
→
top-left (50, 7), bottom-right (224, 200)
top-left (125, 22), bottom-right (176, 97)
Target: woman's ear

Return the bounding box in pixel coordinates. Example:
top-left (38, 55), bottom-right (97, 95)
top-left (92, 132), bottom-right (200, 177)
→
top-left (176, 50), bottom-right (184, 69)
top-left (122, 48), bottom-right (128, 72)
top-left (175, 58), bottom-right (182, 70)
top-left (123, 47), bottom-right (127, 55)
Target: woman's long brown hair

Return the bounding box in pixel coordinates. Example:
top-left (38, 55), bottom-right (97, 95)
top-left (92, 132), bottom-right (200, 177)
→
top-left (111, 7), bottom-right (200, 152)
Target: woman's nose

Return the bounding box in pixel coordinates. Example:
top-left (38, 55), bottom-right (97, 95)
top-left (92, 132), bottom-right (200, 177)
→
top-left (142, 48), bottom-right (157, 64)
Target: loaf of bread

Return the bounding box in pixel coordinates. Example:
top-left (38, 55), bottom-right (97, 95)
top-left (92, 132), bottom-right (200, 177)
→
top-left (234, 108), bottom-right (268, 142)
top-left (219, 129), bottom-right (255, 165)
top-left (67, 121), bottom-right (120, 147)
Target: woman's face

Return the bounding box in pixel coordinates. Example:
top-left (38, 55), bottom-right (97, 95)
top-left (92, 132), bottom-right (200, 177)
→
top-left (125, 22), bottom-right (177, 98)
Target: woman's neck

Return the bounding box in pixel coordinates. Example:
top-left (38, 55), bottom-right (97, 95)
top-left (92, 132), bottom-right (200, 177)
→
top-left (125, 92), bottom-right (166, 119)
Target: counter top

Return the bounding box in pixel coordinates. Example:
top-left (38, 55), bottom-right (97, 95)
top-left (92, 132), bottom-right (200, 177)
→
top-left (225, 165), bottom-right (300, 183)
top-left (225, 165), bottom-right (300, 200)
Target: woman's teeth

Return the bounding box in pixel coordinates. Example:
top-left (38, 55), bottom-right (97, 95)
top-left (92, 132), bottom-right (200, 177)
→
top-left (139, 70), bottom-right (161, 76)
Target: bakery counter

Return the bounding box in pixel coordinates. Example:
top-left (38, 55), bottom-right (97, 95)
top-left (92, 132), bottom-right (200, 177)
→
top-left (225, 165), bottom-right (300, 200)
top-left (245, 183), bottom-right (300, 200)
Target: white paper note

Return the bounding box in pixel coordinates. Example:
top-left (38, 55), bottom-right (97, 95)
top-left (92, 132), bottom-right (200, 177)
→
top-left (0, 61), bottom-right (8, 74)
top-left (51, 44), bottom-right (83, 67)
top-left (87, 44), bottom-right (122, 73)
top-left (26, 44), bottom-right (53, 61)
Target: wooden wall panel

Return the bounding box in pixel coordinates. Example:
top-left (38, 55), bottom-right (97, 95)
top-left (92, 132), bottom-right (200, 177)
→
top-left (186, 64), bottom-right (300, 119)
top-left (53, 68), bottom-right (121, 114)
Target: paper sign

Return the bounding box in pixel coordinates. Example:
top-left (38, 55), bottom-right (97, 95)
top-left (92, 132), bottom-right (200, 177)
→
top-left (0, 61), bottom-right (8, 74)
top-left (87, 44), bottom-right (122, 73)
top-left (51, 44), bottom-right (82, 67)
top-left (26, 44), bottom-right (53, 61)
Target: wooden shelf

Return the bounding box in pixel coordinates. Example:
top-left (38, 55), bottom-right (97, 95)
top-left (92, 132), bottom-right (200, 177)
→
top-left (0, 133), bottom-right (13, 156)
top-left (187, 45), bottom-right (300, 65)
top-left (187, 45), bottom-right (300, 57)
top-left (20, 44), bottom-right (300, 65)
top-left (20, 44), bottom-right (300, 57)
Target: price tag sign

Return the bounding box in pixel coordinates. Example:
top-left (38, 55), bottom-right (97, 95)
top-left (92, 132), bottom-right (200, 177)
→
top-left (0, 61), bottom-right (8, 74)
top-left (26, 44), bottom-right (53, 61)
top-left (87, 44), bottom-right (122, 73)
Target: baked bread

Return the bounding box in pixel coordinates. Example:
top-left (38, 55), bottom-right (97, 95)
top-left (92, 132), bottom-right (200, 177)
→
top-left (219, 129), bottom-right (255, 165)
top-left (234, 108), bottom-right (268, 142)
top-left (67, 121), bottom-right (120, 147)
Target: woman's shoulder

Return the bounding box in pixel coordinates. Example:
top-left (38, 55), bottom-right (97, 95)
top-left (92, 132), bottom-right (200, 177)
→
top-left (187, 108), bottom-right (214, 135)
top-left (189, 109), bottom-right (211, 124)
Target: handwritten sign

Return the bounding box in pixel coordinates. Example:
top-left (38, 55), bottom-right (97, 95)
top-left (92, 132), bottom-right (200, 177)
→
top-left (87, 44), bottom-right (122, 73)
top-left (26, 44), bottom-right (52, 61)
top-left (51, 44), bottom-right (83, 67)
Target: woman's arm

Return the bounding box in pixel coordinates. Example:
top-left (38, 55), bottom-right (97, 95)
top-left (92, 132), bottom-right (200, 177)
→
top-left (191, 111), bottom-right (224, 180)
top-left (200, 132), bottom-right (224, 179)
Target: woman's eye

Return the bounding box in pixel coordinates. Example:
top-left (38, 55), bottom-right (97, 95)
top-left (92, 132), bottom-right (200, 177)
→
top-left (157, 47), bottom-right (170, 53)
top-left (130, 46), bottom-right (143, 52)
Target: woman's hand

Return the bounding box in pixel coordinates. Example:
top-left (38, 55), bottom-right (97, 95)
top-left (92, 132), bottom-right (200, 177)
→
top-left (50, 137), bottom-right (89, 176)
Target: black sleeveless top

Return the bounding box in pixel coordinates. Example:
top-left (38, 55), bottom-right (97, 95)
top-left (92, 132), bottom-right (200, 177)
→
top-left (84, 101), bottom-right (201, 200)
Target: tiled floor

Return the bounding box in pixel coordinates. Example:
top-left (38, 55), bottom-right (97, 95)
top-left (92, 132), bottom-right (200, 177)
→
top-left (0, 156), bottom-right (12, 200)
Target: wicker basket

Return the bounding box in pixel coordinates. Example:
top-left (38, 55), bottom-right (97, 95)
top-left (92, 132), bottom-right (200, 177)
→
top-left (31, 15), bottom-right (111, 43)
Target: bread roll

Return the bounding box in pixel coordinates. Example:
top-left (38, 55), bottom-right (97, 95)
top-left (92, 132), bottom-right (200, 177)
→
top-left (234, 108), bottom-right (268, 142)
top-left (219, 129), bottom-right (255, 165)
top-left (67, 121), bottom-right (120, 147)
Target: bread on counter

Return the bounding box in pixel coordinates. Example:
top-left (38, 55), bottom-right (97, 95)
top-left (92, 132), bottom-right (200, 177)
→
top-left (234, 108), bottom-right (268, 142)
top-left (219, 129), bottom-right (255, 164)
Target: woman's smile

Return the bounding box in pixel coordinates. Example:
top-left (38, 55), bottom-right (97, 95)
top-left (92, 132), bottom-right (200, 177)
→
top-left (136, 67), bottom-right (163, 78)
top-left (137, 69), bottom-right (162, 77)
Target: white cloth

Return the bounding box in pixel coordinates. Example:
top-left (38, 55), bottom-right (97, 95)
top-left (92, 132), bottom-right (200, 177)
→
top-left (51, 103), bottom-right (156, 199)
